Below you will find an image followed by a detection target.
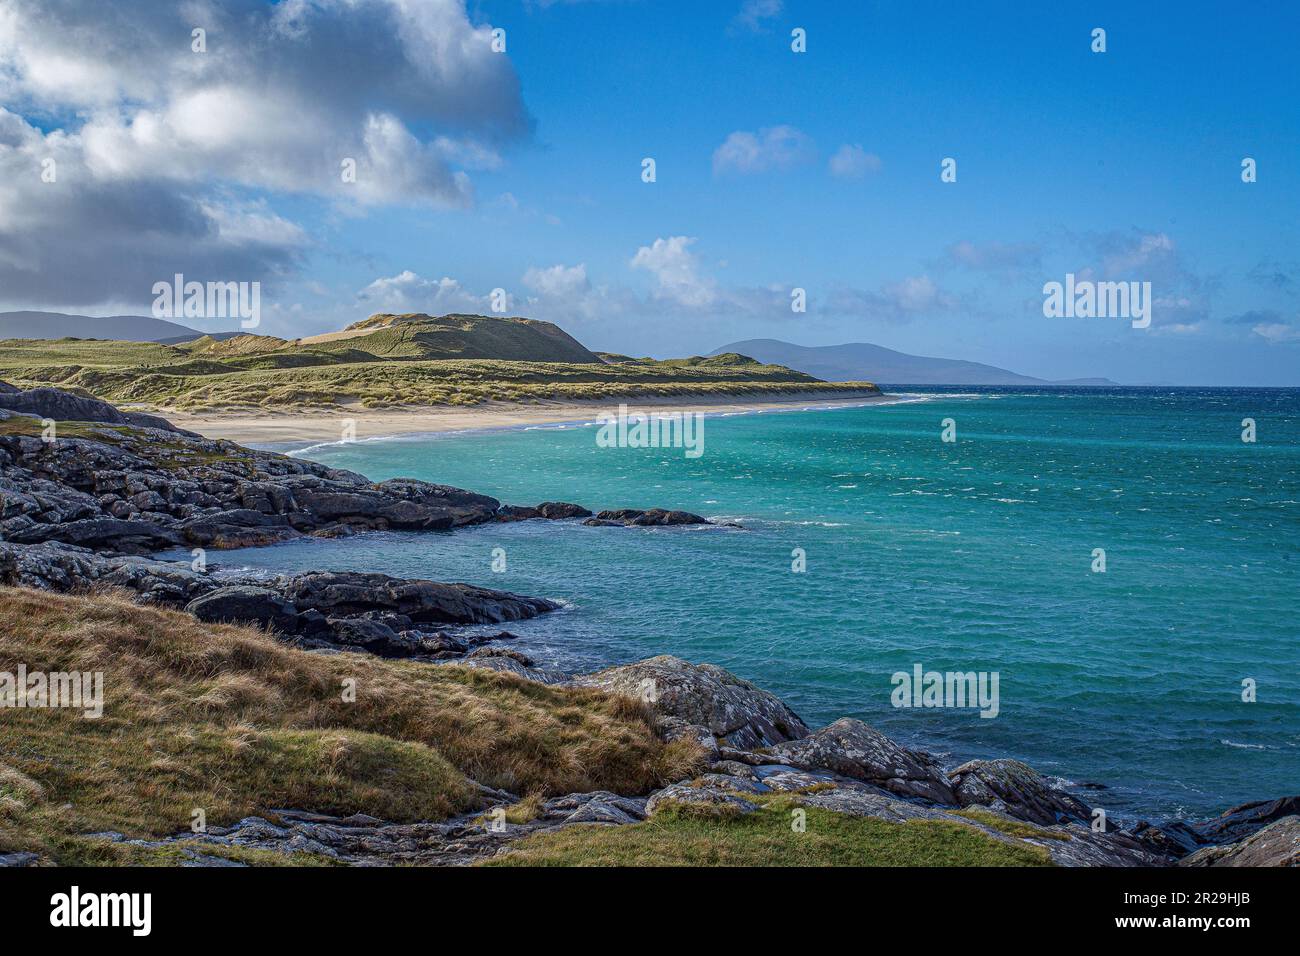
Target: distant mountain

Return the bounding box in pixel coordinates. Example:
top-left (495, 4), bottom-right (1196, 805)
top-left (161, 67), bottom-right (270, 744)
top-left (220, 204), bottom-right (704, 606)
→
top-left (710, 338), bottom-right (1117, 386)
top-left (0, 310), bottom-right (228, 343)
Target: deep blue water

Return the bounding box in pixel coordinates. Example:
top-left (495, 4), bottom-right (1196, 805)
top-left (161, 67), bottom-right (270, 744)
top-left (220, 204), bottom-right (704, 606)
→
top-left (203, 387), bottom-right (1300, 820)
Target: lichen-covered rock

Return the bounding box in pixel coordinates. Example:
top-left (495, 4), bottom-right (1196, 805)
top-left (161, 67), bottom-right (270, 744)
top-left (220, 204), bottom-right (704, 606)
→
top-left (763, 718), bottom-right (957, 804)
top-left (573, 655), bottom-right (809, 750)
top-left (948, 758), bottom-right (1092, 826)
top-left (1178, 816), bottom-right (1300, 867)
top-left (645, 777), bottom-right (763, 817)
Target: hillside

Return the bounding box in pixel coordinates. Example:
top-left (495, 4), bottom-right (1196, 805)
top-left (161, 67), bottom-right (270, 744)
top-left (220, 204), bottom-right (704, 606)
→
top-left (0, 314), bottom-right (877, 412)
top-left (0, 310), bottom-right (227, 344)
top-left (0, 586), bottom-right (693, 865)
top-left (302, 313), bottom-right (604, 364)
top-left (712, 339), bottom-right (1117, 386)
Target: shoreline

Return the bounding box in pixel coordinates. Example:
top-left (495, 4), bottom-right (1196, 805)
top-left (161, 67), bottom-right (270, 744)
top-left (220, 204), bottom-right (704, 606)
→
top-left (161, 389), bottom-right (897, 445)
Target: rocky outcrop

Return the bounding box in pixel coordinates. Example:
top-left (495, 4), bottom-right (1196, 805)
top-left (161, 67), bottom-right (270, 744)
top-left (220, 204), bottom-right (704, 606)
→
top-left (0, 540), bottom-right (556, 660)
top-left (1178, 816), bottom-right (1300, 867)
top-left (1192, 796), bottom-right (1300, 845)
top-left (83, 791), bottom-right (652, 866)
top-left (0, 386), bottom-right (193, 434)
top-left (582, 508), bottom-right (712, 528)
top-left (1, 384), bottom-right (703, 556)
top-left (948, 758), bottom-right (1093, 826)
top-left (498, 501), bottom-right (592, 521)
top-left (762, 718), bottom-right (957, 804)
top-left (573, 655), bottom-right (810, 750)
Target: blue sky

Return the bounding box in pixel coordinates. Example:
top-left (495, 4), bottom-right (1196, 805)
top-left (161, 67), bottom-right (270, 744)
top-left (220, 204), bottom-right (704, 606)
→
top-left (1, 0), bottom-right (1297, 383)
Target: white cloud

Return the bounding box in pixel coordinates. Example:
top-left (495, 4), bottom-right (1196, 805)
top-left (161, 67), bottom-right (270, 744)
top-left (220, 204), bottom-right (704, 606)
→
top-left (1252, 322), bottom-right (1300, 343)
top-left (712, 126), bottom-right (814, 176)
top-left (828, 144), bottom-right (882, 179)
top-left (630, 236), bottom-right (719, 308)
top-left (356, 271), bottom-right (500, 313)
top-left (0, 0), bottom-right (531, 309)
top-left (523, 263), bottom-right (590, 298)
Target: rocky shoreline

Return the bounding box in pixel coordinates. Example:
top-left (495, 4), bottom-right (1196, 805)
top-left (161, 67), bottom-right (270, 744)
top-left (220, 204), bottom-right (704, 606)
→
top-left (1, 381), bottom-right (1296, 867)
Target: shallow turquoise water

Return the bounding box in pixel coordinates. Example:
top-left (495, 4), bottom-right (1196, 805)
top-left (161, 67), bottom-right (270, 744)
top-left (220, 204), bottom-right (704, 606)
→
top-left (212, 387), bottom-right (1300, 819)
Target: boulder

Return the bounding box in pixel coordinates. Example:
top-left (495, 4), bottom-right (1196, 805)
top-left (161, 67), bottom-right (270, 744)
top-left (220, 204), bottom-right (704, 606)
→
top-left (763, 718), bottom-right (957, 804)
top-left (574, 655), bottom-right (809, 750)
top-left (536, 501), bottom-right (592, 519)
top-left (948, 758), bottom-right (1092, 826)
top-left (185, 586), bottom-right (300, 634)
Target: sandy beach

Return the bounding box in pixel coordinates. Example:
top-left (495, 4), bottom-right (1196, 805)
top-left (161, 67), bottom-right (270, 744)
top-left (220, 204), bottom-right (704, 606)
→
top-left (164, 390), bottom-right (894, 445)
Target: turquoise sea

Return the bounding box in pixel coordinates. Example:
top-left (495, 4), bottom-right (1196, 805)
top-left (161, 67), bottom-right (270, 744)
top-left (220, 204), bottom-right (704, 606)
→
top-left (214, 387), bottom-right (1300, 820)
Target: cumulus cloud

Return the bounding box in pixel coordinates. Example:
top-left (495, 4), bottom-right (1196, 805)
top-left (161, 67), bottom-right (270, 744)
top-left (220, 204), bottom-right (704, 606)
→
top-left (712, 126), bottom-right (814, 176)
top-left (356, 271), bottom-right (501, 314)
top-left (828, 144), bottom-right (882, 179)
top-left (0, 0), bottom-right (530, 308)
top-left (523, 263), bottom-right (590, 299)
top-left (630, 236), bottom-right (720, 308)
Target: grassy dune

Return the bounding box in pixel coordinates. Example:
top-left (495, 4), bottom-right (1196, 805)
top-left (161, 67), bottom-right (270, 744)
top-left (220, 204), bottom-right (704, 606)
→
top-left (0, 313), bottom-right (876, 413)
top-left (0, 587), bottom-right (701, 865)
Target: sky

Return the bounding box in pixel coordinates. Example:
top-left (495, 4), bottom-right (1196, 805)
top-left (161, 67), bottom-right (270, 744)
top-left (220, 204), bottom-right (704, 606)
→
top-left (0, 0), bottom-right (1297, 384)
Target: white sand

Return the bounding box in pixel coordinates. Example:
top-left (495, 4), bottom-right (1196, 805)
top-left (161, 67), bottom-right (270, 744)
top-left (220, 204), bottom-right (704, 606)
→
top-left (164, 390), bottom-right (893, 445)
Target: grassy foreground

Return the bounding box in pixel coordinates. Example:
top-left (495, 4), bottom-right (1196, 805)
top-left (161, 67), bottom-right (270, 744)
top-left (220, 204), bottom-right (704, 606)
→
top-left (486, 799), bottom-right (1054, 867)
top-left (0, 586), bottom-right (700, 865)
top-left (0, 313), bottom-right (876, 413)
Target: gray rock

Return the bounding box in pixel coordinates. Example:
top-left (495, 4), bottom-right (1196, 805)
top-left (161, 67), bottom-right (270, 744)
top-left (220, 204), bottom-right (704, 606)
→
top-left (948, 758), bottom-right (1092, 825)
top-left (0, 384), bottom-right (194, 434)
top-left (574, 655), bottom-right (809, 750)
top-left (185, 586), bottom-right (300, 633)
top-left (763, 718), bottom-right (958, 804)
top-left (1179, 816), bottom-right (1300, 867)
top-left (645, 779), bottom-right (762, 817)
top-left (583, 508), bottom-right (712, 527)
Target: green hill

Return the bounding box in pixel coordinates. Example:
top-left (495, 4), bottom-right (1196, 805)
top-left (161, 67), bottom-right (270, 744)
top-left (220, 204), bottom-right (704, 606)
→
top-left (0, 313), bottom-right (878, 412)
top-left (306, 313), bottom-right (604, 364)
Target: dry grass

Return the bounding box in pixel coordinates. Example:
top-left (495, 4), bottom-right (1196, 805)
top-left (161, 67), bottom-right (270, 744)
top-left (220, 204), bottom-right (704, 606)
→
top-left (0, 586), bottom-right (705, 863)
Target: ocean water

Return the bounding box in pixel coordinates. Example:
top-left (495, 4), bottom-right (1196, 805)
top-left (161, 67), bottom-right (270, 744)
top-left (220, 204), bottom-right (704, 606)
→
top-left (211, 387), bottom-right (1300, 820)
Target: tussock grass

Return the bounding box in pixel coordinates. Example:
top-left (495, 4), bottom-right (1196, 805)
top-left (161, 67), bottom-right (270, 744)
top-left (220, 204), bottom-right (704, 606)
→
top-left (0, 586), bottom-right (704, 864)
